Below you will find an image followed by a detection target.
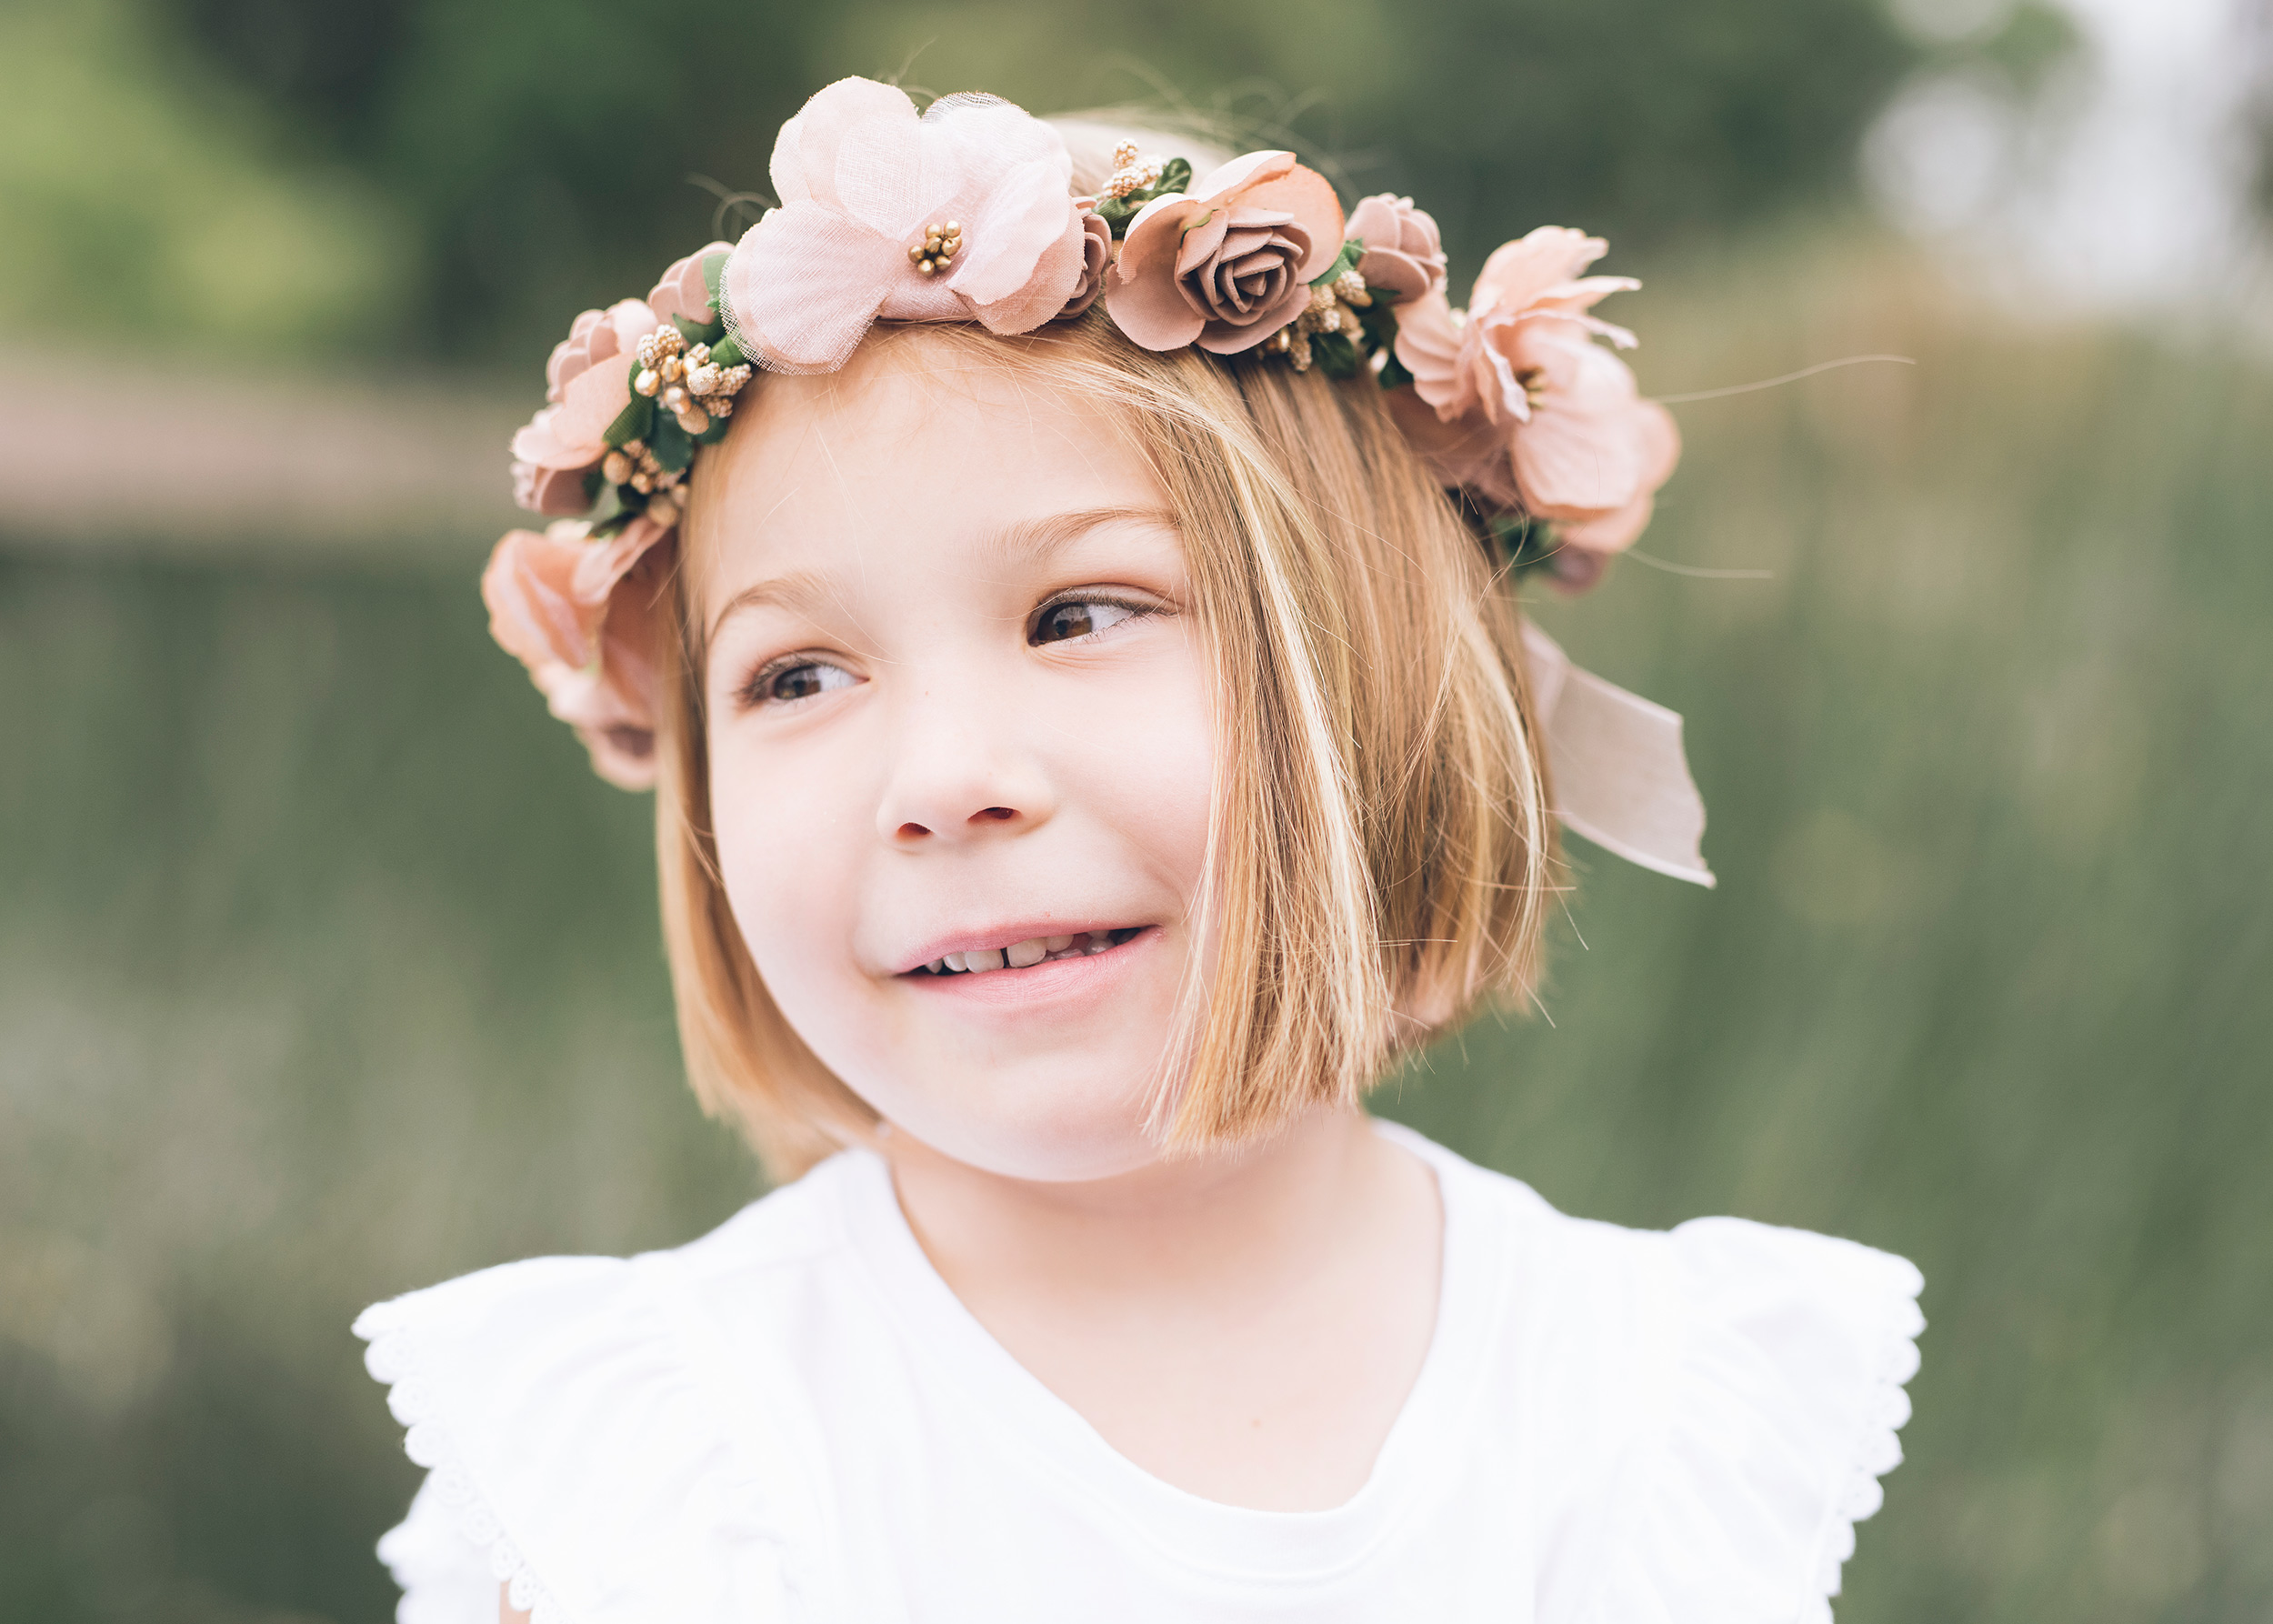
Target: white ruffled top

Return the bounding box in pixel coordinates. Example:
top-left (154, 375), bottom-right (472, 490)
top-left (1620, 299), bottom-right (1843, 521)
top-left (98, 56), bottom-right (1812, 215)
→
top-left (355, 1123), bottom-right (1922, 1623)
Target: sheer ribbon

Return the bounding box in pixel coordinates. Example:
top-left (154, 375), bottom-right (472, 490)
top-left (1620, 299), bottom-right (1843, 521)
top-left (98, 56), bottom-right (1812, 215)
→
top-left (1524, 626), bottom-right (1714, 887)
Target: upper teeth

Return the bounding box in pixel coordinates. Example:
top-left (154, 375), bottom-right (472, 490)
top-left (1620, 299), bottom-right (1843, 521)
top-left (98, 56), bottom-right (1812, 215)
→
top-left (928, 932), bottom-right (1120, 975)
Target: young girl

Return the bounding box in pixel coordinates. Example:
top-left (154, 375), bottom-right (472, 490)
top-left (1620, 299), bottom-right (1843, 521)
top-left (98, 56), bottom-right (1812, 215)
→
top-left (357, 78), bottom-right (1922, 1622)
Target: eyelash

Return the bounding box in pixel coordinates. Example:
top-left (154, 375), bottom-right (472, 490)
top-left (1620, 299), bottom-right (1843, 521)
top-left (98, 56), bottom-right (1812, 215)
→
top-left (1029, 591), bottom-right (1160, 647)
top-left (736, 651), bottom-right (840, 711)
top-left (733, 593), bottom-right (1163, 711)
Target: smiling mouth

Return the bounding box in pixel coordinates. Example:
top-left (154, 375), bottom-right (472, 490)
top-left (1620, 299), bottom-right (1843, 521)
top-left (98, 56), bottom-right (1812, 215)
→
top-left (915, 927), bottom-right (1146, 977)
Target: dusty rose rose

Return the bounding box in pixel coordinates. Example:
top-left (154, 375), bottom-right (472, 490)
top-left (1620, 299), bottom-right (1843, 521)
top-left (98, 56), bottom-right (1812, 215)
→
top-left (481, 514), bottom-right (674, 787)
top-left (1390, 226), bottom-right (1677, 566)
top-left (647, 241), bottom-right (732, 328)
top-left (1106, 150), bottom-right (1346, 355)
top-left (511, 460), bottom-right (592, 517)
top-left (1347, 194), bottom-right (1445, 305)
top-left (722, 79), bottom-right (1089, 373)
top-left (511, 297), bottom-right (657, 492)
top-left (1058, 204), bottom-right (1114, 318)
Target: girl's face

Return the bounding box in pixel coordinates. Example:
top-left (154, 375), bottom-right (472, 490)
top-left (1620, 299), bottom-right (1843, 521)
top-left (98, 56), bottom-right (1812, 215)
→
top-left (690, 339), bottom-right (1216, 1182)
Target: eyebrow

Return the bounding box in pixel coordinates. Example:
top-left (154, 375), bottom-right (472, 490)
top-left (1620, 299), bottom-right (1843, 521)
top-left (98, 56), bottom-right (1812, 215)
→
top-left (705, 505), bottom-right (1177, 646)
top-left (985, 505), bottom-right (1179, 570)
top-left (705, 568), bottom-right (836, 648)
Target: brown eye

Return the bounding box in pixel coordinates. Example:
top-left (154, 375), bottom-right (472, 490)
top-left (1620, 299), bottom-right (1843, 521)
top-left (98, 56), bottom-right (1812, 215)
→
top-left (772, 664), bottom-right (827, 700)
top-left (1032, 599), bottom-right (1141, 646)
top-left (746, 660), bottom-right (856, 707)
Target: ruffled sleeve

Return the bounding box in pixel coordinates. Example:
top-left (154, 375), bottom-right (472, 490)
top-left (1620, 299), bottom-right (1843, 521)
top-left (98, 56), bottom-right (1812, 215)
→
top-left (355, 1253), bottom-right (824, 1624)
top-left (1580, 1218), bottom-right (1924, 1624)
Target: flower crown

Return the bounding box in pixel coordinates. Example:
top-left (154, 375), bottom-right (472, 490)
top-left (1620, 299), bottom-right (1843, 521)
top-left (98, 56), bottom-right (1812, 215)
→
top-left (484, 76), bottom-right (1707, 883)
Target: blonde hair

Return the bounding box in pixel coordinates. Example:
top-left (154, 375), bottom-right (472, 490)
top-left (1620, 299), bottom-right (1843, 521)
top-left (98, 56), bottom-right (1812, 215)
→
top-left (656, 313), bottom-right (1557, 1181)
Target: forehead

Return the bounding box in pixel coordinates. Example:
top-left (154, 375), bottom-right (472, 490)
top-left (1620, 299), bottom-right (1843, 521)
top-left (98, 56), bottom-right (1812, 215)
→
top-left (684, 332), bottom-right (1164, 606)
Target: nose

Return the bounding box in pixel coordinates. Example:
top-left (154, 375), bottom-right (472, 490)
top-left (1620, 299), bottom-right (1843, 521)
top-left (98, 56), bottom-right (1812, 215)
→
top-left (874, 680), bottom-right (1057, 846)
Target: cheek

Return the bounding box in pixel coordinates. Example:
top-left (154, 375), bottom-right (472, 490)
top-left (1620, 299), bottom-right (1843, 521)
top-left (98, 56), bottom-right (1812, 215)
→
top-left (705, 725), bottom-right (871, 1017)
top-left (1062, 641), bottom-right (1217, 896)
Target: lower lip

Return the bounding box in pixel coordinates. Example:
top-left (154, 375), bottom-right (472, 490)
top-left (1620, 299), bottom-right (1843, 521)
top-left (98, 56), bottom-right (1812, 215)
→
top-left (900, 927), bottom-right (1158, 1009)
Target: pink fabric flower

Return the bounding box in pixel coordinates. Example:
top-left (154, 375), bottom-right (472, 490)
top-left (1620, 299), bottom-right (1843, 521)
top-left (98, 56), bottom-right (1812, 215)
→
top-left (509, 298), bottom-right (657, 499)
top-left (1347, 194), bottom-right (1446, 305)
top-left (1391, 226), bottom-right (1678, 560)
top-left (721, 79), bottom-right (1088, 374)
top-left (1059, 204), bottom-right (1114, 318)
top-left (481, 515), bottom-right (674, 787)
top-left (1385, 386), bottom-right (1521, 508)
top-left (647, 241), bottom-right (734, 328)
top-left (511, 460), bottom-right (593, 517)
top-left (1506, 327), bottom-right (1680, 554)
top-left (1106, 151), bottom-right (1347, 355)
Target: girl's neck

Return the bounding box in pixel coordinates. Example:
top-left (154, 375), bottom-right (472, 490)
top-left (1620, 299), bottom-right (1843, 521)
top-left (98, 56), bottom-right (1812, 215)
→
top-left (882, 1106), bottom-right (1405, 1299)
top-left (876, 1106), bottom-right (1446, 1511)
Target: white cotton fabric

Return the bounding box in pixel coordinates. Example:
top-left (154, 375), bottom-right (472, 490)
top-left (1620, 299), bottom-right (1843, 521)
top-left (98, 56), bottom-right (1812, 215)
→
top-left (355, 1124), bottom-right (1923, 1624)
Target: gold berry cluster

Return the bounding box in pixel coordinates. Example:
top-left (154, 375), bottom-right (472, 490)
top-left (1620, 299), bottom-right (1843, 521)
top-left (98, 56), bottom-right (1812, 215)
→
top-left (907, 221), bottom-right (963, 276)
top-left (597, 440), bottom-right (687, 525)
top-left (1100, 140), bottom-right (1167, 201)
top-left (1267, 269), bottom-right (1375, 372)
top-left (632, 324), bottom-right (754, 435)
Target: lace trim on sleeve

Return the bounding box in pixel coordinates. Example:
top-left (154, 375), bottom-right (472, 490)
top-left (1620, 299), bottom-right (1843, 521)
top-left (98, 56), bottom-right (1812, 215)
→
top-left (358, 1300), bottom-right (569, 1624)
top-left (1580, 1221), bottom-right (1925, 1624)
top-left (1803, 1272), bottom-right (1925, 1619)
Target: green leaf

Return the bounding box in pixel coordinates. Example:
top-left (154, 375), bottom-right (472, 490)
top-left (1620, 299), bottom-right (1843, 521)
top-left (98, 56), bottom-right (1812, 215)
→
top-left (709, 335), bottom-right (745, 368)
top-left (702, 250), bottom-right (728, 310)
top-left (581, 467), bottom-right (604, 506)
top-left (674, 315), bottom-right (722, 346)
top-left (1357, 302), bottom-right (1413, 387)
top-left (1311, 332), bottom-right (1361, 379)
top-left (649, 412), bottom-right (694, 473)
top-left (589, 508), bottom-right (636, 538)
top-left (696, 415), bottom-right (732, 446)
top-left (604, 395), bottom-right (654, 448)
top-left (1096, 155), bottom-right (1197, 238)
top-left (1310, 237), bottom-right (1363, 287)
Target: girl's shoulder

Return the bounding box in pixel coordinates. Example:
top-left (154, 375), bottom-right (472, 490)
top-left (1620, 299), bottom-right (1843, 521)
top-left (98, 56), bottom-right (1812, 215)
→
top-left (354, 1138), bottom-right (1923, 1622)
top-left (1411, 1130), bottom-right (1925, 1624)
top-left (353, 1156), bottom-right (872, 1622)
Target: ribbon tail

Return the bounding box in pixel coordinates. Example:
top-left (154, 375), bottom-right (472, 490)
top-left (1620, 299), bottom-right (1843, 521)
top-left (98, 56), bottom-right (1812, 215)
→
top-left (1523, 626), bottom-right (1716, 888)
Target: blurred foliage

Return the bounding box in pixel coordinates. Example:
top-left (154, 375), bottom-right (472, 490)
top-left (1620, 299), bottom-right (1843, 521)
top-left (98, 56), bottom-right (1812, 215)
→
top-left (84, 0), bottom-right (1937, 363)
top-left (4, 232), bottom-right (2270, 1620)
top-left (0, 0), bottom-right (407, 359)
top-left (1968, 0), bottom-right (2082, 91)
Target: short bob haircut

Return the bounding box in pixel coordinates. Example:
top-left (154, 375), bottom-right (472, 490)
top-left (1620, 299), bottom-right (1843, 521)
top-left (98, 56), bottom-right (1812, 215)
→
top-left (658, 269), bottom-right (1557, 1182)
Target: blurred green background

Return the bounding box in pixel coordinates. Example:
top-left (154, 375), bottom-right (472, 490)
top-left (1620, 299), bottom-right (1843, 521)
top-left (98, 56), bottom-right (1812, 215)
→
top-left (3, 0), bottom-right (2269, 1619)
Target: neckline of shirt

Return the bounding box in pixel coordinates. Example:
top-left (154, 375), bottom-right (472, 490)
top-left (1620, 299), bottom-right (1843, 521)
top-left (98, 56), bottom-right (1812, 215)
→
top-left (826, 1119), bottom-right (1515, 1585)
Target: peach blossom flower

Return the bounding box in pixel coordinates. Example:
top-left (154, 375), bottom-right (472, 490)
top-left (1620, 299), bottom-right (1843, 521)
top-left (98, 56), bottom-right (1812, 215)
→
top-left (508, 297), bottom-right (657, 504)
top-left (1391, 226), bottom-right (1677, 562)
top-left (481, 514), bottom-right (674, 787)
top-left (1106, 151), bottom-right (1346, 354)
top-left (1347, 194), bottom-right (1445, 305)
top-left (1504, 326), bottom-right (1680, 555)
top-left (721, 79), bottom-right (1089, 374)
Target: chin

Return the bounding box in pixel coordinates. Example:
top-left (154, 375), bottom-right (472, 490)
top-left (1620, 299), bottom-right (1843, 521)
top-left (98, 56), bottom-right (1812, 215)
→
top-left (890, 1080), bottom-right (1166, 1184)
